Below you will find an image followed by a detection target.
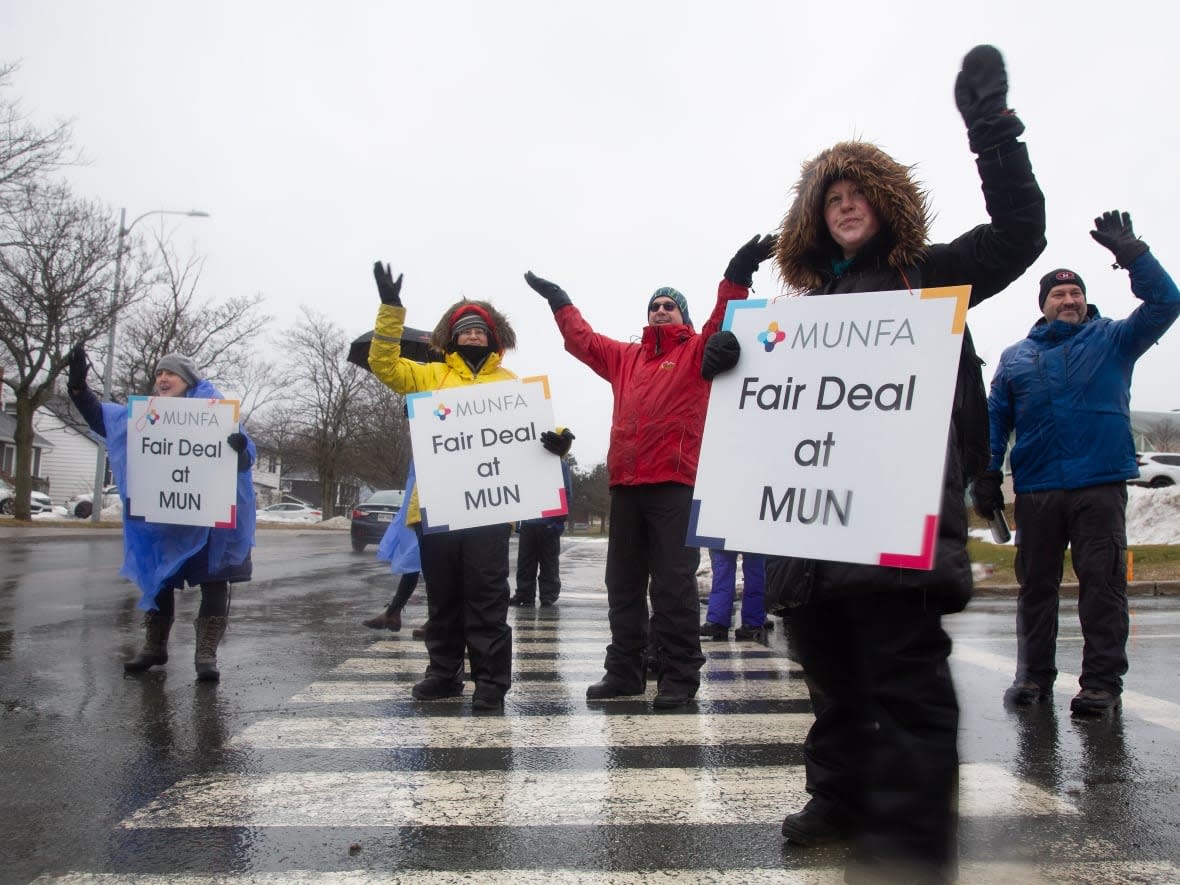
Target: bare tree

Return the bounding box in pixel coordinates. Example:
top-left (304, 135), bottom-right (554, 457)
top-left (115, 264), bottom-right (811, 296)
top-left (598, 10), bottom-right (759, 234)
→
top-left (273, 307), bottom-right (372, 518)
top-left (1136, 414), bottom-right (1180, 453)
top-left (113, 230), bottom-right (277, 400)
top-left (0, 182), bottom-right (124, 518)
top-left (0, 63), bottom-right (74, 201)
top-left (348, 377), bottom-right (413, 495)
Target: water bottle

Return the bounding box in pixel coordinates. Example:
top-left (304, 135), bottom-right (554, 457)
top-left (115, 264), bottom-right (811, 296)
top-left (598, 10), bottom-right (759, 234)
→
top-left (989, 510), bottom-right (1011, 544)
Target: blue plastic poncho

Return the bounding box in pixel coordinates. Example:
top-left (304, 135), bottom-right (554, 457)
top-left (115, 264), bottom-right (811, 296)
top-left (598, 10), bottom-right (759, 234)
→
top-left (376, 461), bottom-right (420, 574)
top-left (101, 377), bottom-right (257, 611)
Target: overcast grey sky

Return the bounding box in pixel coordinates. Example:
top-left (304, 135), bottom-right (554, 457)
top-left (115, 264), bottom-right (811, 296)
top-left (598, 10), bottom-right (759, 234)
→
top-left (4, 1), bottom-right (1178, 466)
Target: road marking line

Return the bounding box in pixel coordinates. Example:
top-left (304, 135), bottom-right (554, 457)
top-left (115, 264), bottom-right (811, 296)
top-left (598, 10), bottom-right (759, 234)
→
top-left (227, 712), bottom-right (815, 749)
top-left (953, 643), bottom-right (1180, 731)
top-left (119, 763), bottom-right (1069, 829)
top-left (290, 680), bottom-right (810, 703)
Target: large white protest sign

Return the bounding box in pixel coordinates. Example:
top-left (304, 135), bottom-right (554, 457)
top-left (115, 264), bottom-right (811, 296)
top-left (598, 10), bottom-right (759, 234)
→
top-left (690, 286), bottom-right (971, 570)
top-left (125, 396), bottom-right (241, 527)
top-left (407, 376), bottom-right (568, 532)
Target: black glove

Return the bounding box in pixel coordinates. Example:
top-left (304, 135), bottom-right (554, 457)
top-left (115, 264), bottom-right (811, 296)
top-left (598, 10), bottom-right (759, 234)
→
top-left (724, 234), bottom-right (777, 287)
top-left (701, 331), bottom-right (741, 381)
top-left (541, 428), bottom-right (574, 456)
top-left (954, 44), bottom-right (1024, 153)
top-left (227, 432), bottom-right (251, 472)
top-left (524, 271), bottom-right (573, 313)
top-left (1090, 210), bottom-right (1149, 269)
top-left (67, 343), bottom-right (89, 391)
top-left (971, 470), bottom-right (1005, 520)
top-left (373, 261), bottom-right (404, 306)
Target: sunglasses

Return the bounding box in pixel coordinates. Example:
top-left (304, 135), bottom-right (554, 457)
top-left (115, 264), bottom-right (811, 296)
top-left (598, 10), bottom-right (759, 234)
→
top-left (649, 301), bottom-right (680, 313)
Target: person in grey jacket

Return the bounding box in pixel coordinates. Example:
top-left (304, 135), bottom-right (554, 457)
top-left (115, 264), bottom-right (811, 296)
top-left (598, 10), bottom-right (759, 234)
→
top-left (974, 211), bottom-right (1180, 716)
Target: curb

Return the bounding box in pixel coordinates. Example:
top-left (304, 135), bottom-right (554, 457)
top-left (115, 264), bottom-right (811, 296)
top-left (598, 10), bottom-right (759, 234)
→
top-left (974, 581), bottom-right (1180, 598)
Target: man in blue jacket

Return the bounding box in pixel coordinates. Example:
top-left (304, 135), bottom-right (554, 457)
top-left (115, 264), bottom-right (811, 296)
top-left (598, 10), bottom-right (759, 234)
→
top-left (974, 210), bottom-right (1180, 716)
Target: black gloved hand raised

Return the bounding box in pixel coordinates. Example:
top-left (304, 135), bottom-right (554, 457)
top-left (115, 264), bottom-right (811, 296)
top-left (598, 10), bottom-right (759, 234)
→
top-left (954, 44), bottom-right (1024, 153)
top-left (67, 343), bottom-right (89, 392)
top-left (701, 331), bottom-right (741, 381)
top-left (524, 272), bottom-right (573, 313)
top-left (724, 234), bottom-right (778, 287)
top-left (971, 470), bottom-right (1005, 520)
top-left (1090, 210), bottom-right (1149, 269)
top-left (541, 428), bottom-right (575, 457)
top-left (373, 261), bottom-right (404, 306)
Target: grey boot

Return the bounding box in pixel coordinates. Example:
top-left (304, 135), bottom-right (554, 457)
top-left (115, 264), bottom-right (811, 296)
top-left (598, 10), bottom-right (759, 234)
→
top-left (194, 615), bottom-right (228, 682)
top-left (124, 610), bottom-right (173, 673)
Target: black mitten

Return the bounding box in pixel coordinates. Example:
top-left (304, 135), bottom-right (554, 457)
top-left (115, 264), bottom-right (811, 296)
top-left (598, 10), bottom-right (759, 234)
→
top-left (67, 343), bottom-right (89, 392)
top-left (701, 331), bottom-right (741, 381)
top-left (971, 470), bottom-right (1005, 519)
top-left (541, 428), bottom-right (575, 456)
top-left (373, 262), bottom-right (404, 306)
top-left (724, 234), bottom-right (777, 287)
top-left (1090, 210), bottom-right (1149, 269)
top-left (524, 271), bottom-right (573, 313)
top-left (954, 44), bottom-right (1025, 152)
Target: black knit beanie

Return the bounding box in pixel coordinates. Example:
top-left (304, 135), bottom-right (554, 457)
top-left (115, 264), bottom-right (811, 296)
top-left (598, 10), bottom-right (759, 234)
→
top-left (1038, 268), bottom-right (1086, 308)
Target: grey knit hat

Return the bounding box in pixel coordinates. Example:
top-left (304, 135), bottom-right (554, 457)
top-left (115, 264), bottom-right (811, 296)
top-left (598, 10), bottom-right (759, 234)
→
top-left (156, 353), bottom-right (200, 388)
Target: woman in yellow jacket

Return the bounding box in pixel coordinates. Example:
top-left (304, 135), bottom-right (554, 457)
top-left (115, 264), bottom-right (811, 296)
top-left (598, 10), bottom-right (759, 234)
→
top-left (367, 261), bottom-right (523, 710)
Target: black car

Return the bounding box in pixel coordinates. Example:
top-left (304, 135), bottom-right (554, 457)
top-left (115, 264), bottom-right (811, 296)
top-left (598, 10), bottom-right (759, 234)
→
top-left (350, 489), bottom-right (405, 552)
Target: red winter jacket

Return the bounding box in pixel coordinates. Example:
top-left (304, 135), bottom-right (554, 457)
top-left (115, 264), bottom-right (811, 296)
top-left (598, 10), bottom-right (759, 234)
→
top-left (554, 279), bottom-right (747, 488)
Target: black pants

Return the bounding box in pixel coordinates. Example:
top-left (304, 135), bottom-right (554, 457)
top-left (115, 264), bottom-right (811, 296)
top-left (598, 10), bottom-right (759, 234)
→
top-left (785, 591), bottom-right (960, 878)
top-left (417, 523), bottom-right (512, 695)
top-left (602, 483), bottom-right (704, 696)
top-left (155, 582), bottom-right (229, 619)
top-left (516, 522), bottom-right (562, 603)
top-left (385, 571), bottom-right (421, 614)
top-left (1013, 482), bottom-right (1129, 693)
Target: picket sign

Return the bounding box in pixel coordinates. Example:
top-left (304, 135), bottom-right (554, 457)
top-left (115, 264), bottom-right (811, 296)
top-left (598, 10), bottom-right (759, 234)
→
top-left (690, 286), bottom-right (971, 570)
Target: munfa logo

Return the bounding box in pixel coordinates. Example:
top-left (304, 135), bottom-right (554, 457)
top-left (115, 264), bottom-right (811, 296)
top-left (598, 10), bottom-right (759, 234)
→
top-left (433, 403), bottom-right (452, 421)
top-left (758, 321), bottom-right (788, 353)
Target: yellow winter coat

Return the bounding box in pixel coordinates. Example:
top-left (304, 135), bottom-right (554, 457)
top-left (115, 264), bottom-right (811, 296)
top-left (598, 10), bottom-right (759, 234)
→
top-left (368, 303), bottom-right (518, 525)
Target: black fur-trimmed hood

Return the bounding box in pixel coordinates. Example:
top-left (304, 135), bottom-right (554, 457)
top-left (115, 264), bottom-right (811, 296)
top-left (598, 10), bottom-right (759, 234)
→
top-left (774, 141), bottom-right (931, 292)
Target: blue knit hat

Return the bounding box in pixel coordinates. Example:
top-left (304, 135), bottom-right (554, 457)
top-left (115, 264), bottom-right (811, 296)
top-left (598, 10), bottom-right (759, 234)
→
top-left (647, 287), bottom-right (691, 326)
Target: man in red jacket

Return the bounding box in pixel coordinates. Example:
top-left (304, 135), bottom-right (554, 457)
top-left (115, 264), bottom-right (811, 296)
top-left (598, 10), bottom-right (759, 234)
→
top-left (524, 235), bottom-right (772, 708)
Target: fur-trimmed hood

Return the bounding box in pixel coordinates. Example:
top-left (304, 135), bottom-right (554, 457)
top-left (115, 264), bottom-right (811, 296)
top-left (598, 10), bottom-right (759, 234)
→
top-left (774, 141), bottom-right (931, 292)
top-left (430, 299), bottom-right (517, 354)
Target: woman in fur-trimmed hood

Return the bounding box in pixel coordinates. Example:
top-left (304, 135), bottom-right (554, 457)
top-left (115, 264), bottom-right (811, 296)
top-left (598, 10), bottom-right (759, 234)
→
top-left (774, 140), bottom-right (931, 292)
top-left (367, 265), bottom-right (557, 712)
top-left (765, 46), bottom-right (1046, 884)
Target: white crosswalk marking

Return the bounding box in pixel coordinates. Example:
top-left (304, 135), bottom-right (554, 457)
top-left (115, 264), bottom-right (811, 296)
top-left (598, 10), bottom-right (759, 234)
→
top-left (40, 589), bottom-right (1179, 883)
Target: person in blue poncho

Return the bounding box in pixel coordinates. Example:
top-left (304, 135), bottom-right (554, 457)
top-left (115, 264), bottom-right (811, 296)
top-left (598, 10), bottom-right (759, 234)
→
top-left (364, 461), bottom-right (425, 636)
top-left (67, 345), bottom-right (256, 682)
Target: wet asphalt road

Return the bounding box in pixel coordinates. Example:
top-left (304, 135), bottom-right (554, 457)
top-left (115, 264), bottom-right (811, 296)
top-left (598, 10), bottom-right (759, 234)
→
top-left (2, 524), bottom-right (1179, 883)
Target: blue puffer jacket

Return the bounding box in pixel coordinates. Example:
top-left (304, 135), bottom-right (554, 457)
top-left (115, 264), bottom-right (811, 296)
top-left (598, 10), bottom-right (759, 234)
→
top-left (988, 251), bottom-right (1180, 493)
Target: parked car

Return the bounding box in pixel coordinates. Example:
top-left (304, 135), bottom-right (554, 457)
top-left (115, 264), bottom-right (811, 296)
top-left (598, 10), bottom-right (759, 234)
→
top-left (1131, 452), bottom-right (1180, 488)
top-left (255, 502), bottom-right (323, 523)
top-left (66, 484), bottom-right (121, 519)
top-left (0, 480), bottom-right (53, 516)
top-left (350, 489), bottom-right (405, 552)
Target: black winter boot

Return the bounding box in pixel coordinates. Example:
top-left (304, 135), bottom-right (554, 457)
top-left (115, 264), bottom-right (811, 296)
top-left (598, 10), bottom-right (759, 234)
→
top-left (124, 610), bottom-right (173, 673)
top-left (194, 616), bottom-right (229, 682)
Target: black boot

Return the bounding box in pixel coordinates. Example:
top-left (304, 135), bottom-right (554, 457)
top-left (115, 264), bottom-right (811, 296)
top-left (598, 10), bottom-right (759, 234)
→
top-left (124, 610), bottom-right (173, 673)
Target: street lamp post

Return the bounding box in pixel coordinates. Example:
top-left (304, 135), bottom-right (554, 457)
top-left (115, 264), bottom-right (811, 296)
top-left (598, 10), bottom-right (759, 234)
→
top-left (89, 207), bottom-right (210, 521)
